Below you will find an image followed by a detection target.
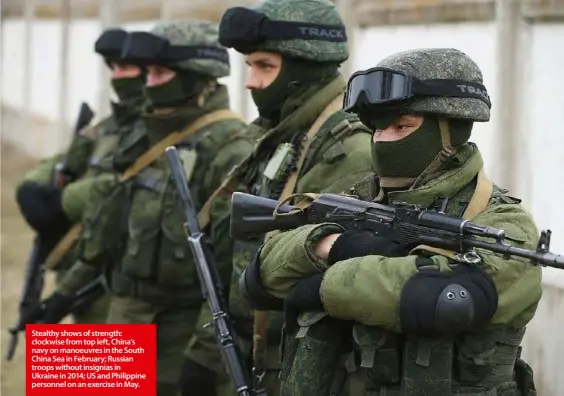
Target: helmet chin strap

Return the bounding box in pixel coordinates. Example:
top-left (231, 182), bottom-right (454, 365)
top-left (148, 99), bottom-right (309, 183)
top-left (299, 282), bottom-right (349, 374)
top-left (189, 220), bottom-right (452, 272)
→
top-left (376, 116), bottom-right (457, 195)
top-left (411, 116), bottom-right (457, 189)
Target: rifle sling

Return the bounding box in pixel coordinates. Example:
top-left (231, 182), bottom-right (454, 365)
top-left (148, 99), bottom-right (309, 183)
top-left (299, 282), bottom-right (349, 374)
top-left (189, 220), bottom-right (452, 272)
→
top-left (409, 167), bottom-right (494, 260)
top-left (44, 109), bottom-right (242, 270)
top-left (253, 93), bottom-right (345, 376)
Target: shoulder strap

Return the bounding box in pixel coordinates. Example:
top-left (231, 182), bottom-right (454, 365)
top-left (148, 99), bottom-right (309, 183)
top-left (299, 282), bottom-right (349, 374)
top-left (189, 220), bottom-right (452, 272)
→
top-left (118, 109), bottom-right (242, 182)
top-left (197, 93), bottom-right (345, 231)
top-left (277, 93), bottom-right (344, 200)
top-left (409, 168), bottom-right (495, 260)
top-left (44, 109), bottom-right (242, 270)
top-left (252, 93), bottom-right (344, 382)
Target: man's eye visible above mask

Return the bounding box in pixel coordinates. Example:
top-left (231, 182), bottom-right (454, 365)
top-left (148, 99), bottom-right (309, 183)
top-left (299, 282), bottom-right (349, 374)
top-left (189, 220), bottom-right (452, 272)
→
top-left (397, 124), bottom-right (413, 131)
top-left (255, 61), bottom-right (274, 70)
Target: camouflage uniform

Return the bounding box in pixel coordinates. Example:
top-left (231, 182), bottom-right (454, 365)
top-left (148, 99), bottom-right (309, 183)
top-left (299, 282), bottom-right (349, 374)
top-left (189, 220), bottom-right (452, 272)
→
top-left (256, 49), bottom-right (541, 395)
top-left (184, 1), bottom-right (373, 395)
top-left (16, 27), bottom-right (147, 324)
top-left (56, 20), bottom-right (253, 396)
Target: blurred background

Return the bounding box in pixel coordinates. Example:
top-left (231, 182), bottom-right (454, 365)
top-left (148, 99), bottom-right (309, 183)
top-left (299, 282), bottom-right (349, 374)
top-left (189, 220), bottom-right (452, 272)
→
top-left (1, 0), bottom-right (563, 394)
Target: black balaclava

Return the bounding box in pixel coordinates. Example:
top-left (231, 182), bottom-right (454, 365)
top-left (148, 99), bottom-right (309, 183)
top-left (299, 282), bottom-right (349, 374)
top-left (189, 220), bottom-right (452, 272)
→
top-left (144, 69), bottom-right (208, 109)
top-left (250, 58), bottom-right (338, 121)
top-left (111, 75), bottom-right (145, 104)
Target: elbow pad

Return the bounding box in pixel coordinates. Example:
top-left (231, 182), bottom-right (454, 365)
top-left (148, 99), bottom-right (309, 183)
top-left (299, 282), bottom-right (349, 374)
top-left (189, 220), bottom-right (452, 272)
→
top-left (238, 250), bottom-right (284, 311)
top-left (400, 257), bottom-right (498, 335)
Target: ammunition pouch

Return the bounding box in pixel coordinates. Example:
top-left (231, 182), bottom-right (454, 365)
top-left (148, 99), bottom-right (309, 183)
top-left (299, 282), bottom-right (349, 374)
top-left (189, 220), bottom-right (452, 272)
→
top-left (280, 311), bottom-right (351, 396)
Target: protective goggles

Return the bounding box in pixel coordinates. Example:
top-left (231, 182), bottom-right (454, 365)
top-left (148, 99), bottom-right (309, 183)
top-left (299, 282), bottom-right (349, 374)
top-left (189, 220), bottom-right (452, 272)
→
top-left (94, 28), bottom-right (128, 60)
top-left (120, 31), bottom-right (229, 67)
top-left (343, 67), bottom-right (491, 111)
top-left (219, 7), bottom-right (347, 52)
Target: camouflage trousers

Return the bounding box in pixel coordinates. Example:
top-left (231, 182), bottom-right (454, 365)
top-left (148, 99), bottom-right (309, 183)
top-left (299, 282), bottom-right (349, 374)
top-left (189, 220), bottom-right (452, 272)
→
top-left (107, 296), bottom-right (200, 396)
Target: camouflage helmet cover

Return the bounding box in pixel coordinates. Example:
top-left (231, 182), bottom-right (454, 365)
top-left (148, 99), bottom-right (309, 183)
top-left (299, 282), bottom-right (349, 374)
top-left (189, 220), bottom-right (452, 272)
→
top-left (376, 48), bottom-right (490, 122)
top-left (235, 0), bottom-right (349, 63)
top-left (150, 19), bottom-right (230, 78)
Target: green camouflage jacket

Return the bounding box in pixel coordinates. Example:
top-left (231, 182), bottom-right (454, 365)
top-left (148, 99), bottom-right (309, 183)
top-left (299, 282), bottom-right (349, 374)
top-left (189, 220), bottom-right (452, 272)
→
top-left (20, 101), bottom-right (147, 269)
top-left (57, 86), bottom-right (253, 308)
top-left (185, 75), bottom-right (374, 382)
top-left (258, 144), bottom-right (542, 396)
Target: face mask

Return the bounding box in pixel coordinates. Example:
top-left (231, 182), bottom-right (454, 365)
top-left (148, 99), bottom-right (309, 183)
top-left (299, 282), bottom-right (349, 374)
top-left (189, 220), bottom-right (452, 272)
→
top-left (144, 72), bottom-right (205, 109)
top-left (251, 58), bottom-right (337, 120)
top-left (111, 76), bottom-right (145, 103)
top-left (371, 116), bottom-right (474, 178)
top-left (371, 116), bottom-right (444, 178)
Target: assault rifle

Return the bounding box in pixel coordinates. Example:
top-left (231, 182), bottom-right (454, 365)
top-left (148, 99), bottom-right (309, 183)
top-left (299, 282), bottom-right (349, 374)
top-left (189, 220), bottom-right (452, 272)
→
top-left (164, 146), bottom-right (255, 396)
top-left (229, 192), bottom-right (564, 269)
top-left (6, 102), bottom-right (95, 361)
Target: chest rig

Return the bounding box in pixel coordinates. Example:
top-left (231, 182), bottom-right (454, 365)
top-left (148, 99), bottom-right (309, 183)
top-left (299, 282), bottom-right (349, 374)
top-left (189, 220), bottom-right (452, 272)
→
top-left (109, 113), bottom-right (244, 306)
top-left (228, 95), bottom-right (358, 391)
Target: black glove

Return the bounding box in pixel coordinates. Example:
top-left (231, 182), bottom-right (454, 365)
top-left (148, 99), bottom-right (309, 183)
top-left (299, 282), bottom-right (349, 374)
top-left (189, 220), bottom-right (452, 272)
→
top-left (23, 292), bottom-right (74, 326)
top-left (286, 273), bottom-right (325, 312)
top-left (16, 182), bottom-right (71, 235)
top-left (178, 358), bottom-right (217, 396)
top-left (284, 273), bottom-right (325, 332)
top-left (327, 230), bottom-right (410, 265)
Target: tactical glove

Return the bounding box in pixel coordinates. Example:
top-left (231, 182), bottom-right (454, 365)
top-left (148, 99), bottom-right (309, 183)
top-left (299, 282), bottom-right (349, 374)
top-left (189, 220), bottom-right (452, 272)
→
top-left (178, 358), bottom-right (217, 396)
top-left (26, 292), bottom-right (73, 324)
top-left (16, 182), bottom-right (71, 235)
top-left (284, 272), bottom-right (325, 331)
top-left (327, 230), bottom-right (410, 265)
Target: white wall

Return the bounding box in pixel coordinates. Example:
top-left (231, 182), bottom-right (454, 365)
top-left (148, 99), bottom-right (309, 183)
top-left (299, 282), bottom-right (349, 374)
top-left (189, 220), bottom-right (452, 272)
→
top-left (353, 23), bottom-right (564, 392)
top-left (1, 18), bottom-right (564, 392)
top-left (353, 21), bottom-right (564, 266)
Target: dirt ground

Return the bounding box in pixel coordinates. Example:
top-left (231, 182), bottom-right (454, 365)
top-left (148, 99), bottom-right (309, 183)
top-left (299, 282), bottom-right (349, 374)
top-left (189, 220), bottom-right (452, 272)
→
top-left (0, 141), bottom-right (58, 395)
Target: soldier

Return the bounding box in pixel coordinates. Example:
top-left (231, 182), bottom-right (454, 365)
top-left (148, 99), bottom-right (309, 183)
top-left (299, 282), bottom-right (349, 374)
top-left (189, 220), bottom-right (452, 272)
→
top-left (32, 20), bottom-right (253, 396)
top-left (251, 48), bottom-right (541, 395)
top-left (15, 27), bottom-right (148, 325)
top-left (181, 1), bottom-right (374, 395)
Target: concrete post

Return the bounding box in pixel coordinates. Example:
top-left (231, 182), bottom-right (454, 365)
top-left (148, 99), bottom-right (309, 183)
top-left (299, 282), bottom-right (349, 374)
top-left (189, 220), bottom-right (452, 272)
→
top-left (97, 0), bottom-right (119, 118)
top-left (23, 0), bottom-right (35, 153)
top-left (335, 0), bottom-right (356, 80)
top-left (494, 0), bottom-right (526, 197)
top-left (57, 0), bottom-right (71, 151)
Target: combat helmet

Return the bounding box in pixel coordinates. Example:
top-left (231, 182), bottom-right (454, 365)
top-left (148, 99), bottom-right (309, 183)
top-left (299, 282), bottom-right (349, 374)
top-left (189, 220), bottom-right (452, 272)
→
top-left (94, 28), bottom-right (129, 67)
top-left (344, 48), bottom-right (491, 122)
top-left (219, 0), bottom-right (348, 63)
top-left (345, 48), bottom-right (492, 180)
top-left (121, 20), bottom-right (230, 79)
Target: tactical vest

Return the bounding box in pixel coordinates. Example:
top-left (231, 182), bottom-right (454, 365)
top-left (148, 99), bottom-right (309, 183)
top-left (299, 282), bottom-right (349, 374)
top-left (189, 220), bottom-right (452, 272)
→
top-left (109, 119), bottom-right (243, 307)
top-left (86, 118), bottom-right (146, 175)
top-left (54, 117), bottom-right (146, 273)
top-left (280, 176), bottom-right (535, 396)
top-left (229, 111), bottom-right (372, 363)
